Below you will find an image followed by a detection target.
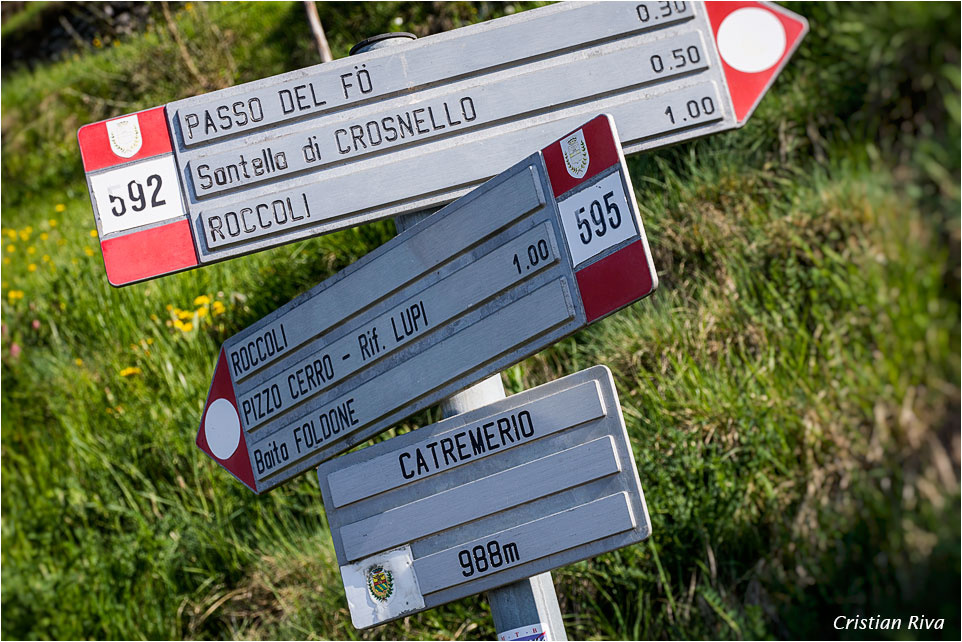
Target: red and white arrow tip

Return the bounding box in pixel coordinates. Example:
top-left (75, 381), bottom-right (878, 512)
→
top-left (196, 349), bottom-right (258, 493)
top-left (706, 1), bottom-right (809, 125)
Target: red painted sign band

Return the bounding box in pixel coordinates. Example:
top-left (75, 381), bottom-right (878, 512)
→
top-left (78, 107), bottom-right (173, 172)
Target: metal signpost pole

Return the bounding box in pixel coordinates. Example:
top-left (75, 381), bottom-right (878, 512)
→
top-left (352, 33), bottom-right (567, 642)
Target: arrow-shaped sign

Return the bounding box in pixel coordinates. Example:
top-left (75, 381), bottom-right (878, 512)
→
top-left (197, 114), bottom-right (656, 493)
top-left (77, 1), bottom-right (807, 286)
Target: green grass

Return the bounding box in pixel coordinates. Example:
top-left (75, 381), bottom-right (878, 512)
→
top-left (2, 1), bottom-right (959, 639)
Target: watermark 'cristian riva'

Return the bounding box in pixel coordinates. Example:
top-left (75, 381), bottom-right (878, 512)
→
top-left (834, 615), bottom-right (944, 631)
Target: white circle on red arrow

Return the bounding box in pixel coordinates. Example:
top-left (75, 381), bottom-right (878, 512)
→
top-left (205, 398), bottom-right (241, 460)
top-left (716, 7), bottom-right (787, 74)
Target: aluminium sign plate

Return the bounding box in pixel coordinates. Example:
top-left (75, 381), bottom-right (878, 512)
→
top-left (76, 1), bottom-right (807, 285)
top-left (316, 365), bottom-right (651, 629)
top-left (196, 114), bottom-right (656, 493)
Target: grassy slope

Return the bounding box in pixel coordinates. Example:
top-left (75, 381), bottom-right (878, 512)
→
top-left (1, 2), bottom-right (959, 639)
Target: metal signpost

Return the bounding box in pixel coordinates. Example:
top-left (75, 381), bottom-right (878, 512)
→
top-left (316, 366), bottom-right (650, 630)
top-left (76, 1), bottom-right (807, 285)
top-left (75, 2), bottom-right (809, 638)
top-left (196, 115), bottom-right (657, 494)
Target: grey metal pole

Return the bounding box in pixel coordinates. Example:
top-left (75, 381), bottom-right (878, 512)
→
top-left (350, 32), bottom-right (568, 642)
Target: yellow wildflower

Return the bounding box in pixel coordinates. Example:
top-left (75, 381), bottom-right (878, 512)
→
top-left (42, 255), bottom-right (50, 263)
top-left (120, 367), bottom-right (142, 377)
top-left (55, 204), bottom-right (65, 213)
top-left (19, 228), bottom-right (32, 241)
top-left (84, 247), bottom-right (95, 257)
top-left (177, 310), bottom-right (192, 320)
top-left (212, 300), bottom-right (226, 316)
top-left (182, 322), bottom-right (194, 332)
top-left (28, 264), bottom-right (37, 272)
top-left (196, 307), bottom-right (208, 318)
top-left (146, 338), bottom-right (154, 345)
top-left (75, 358), bottom-right (83, 366)
top-left (7, 290), bottom-right (24, 301)
top-left (93, 38), bottom-right (103, 48)
top-left (27, 246), bottom-right (35, 255)
top-left (2, 258), bottom-right (9, 265)
top-left (165, 304), bottom-right (174, 311)
top-left (150, 314), bottom-right (159, 322)
top-left (89, 229), bottom-right (98, 237)
top-left (6, 245), bottom-right (14, 253)
top-left (193, 295), bottom-right (211, 306)
top-left (5, 230), bottom-right (16, 239)
top-left (49, 218), bottom-right (59, 226)
top-left (40, 233), bottom-right (49, 241)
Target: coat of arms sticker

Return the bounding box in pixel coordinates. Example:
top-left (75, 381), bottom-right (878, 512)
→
top-left (106, 114), bottom-right (143, 159)
top-left (562, 129), bottom-right (589, 179)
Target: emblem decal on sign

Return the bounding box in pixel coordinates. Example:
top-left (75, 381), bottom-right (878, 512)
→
top-left (106, 115), bottom-right (143, 159)
top-left (367, 564), bottom-right (394, 602)
top-left (562, 129), bottom-right (589, 179)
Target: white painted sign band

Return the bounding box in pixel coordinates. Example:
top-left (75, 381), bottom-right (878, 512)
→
top-left (87, 154), bottom-right (185, 236)
top-left (558, 170), bottom-right (638, 267)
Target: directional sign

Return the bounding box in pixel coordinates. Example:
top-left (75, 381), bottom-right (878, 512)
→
top-left (77, 1), bottom-right (807, 285)
top-left (196, 115), bottom-right (656, 493)
top-left (315, 366), bottom-right (651, 629)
